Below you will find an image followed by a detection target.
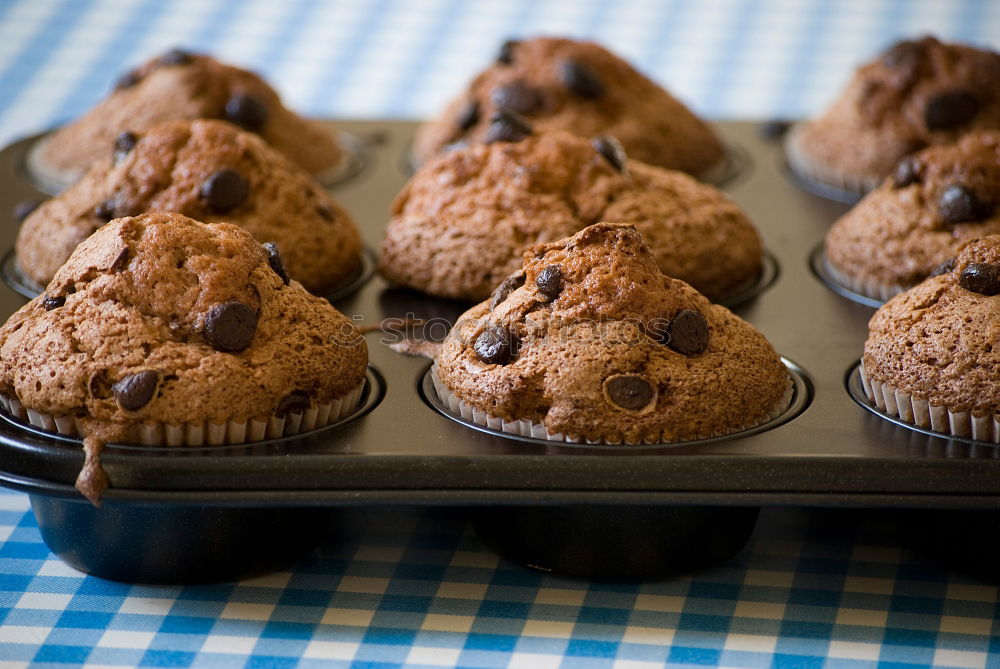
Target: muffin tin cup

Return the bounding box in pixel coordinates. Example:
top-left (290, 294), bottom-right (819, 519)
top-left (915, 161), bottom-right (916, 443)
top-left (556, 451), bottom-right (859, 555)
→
top-left (809, 245), bottom-right (896, 308)
top-left (782, 124), bottom-right (872, 204)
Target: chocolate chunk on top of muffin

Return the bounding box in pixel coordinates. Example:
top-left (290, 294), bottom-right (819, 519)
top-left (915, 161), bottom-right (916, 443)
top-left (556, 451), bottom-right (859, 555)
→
top-left (412, 36), bottom-right (726, 178)
top-left (16, 119), bottom-right (362, 294)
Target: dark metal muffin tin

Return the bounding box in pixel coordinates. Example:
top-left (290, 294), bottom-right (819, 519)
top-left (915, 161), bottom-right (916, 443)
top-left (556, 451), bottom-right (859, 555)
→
top-left (1, 121), bottom-right (999, 584)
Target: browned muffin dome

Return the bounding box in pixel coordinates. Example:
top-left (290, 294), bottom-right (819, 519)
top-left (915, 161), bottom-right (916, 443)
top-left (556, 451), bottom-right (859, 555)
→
top-left (824, 131), bottom-right (1000, 299)
top-left (382, 127), bottom-right (762, 302)
top-left (17, 119), bottom-right (362, 294)
top-left (786, 36), bottom-right (1000, 193)
top-left (30, 49), bottom-right (343, 190)
top-left (412, 37), bottom-right (726, 177)
top-left (434, 223), bottom-right (788, 444)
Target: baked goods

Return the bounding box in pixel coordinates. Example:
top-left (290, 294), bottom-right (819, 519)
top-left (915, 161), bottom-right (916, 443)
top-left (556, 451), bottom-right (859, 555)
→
top-left (432, 223), bottom-right (789, 444)
top-left (861, 235), bottom-right (1000, 442)
top-left (0, 213), bottom-right (368, 502)
top-left (786, 36), bottom-right (1000, 194)
top-left (382, 123), bottom-right (763, 302)
top-left (412, 37), bottom-right (726, 177)
top-left (28, 49), bottom-right (344, 191)
top-left (824, 131), bottom-right (1000, 300)
top-left (17, 119), bottom-right (362, 294)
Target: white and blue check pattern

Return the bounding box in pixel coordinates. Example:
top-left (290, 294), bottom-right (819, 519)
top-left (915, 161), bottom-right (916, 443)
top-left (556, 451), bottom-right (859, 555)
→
top-left (2, 0), bottom-right (1000, 667)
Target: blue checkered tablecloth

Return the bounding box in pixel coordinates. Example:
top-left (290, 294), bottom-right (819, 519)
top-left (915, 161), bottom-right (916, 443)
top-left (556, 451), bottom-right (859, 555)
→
top-left (2, 1), bottom-right (1000, 667)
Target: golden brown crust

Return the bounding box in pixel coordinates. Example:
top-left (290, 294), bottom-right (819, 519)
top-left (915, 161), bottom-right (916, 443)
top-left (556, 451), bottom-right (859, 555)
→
top-left (788, 36), bottom-right (1000, 190)
top-left (18, 119), bottom-right (362, 293)
top-left (0, 213), bottom-right (368, 441)
top-left (37, 51), bottom-right (341, 183)
top-left (434, 224), bottom-right (787, 443)
top-left (412, 37), bottom-right (725, 175)
top-left (381, 131), bottom-right (762, 302)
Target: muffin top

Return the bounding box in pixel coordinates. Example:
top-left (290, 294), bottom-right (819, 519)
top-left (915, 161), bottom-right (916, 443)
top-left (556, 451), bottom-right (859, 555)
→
top-left (825, 131), bottom-right (1000, 289)
top-left (434, 223), bottom-right (787, 443)
top-left (36, 49), bottom-right (342, 186)
top-left (0, 213), bottom-right (368, 441)
top-left (864, 234), bottom-right (1000, 416)
top-left (17, 119), bottom-right (362, 293)
top-left (382, 125), bottom-right (762, 302)
top-left (411, 36), bottom-right (725, 176)
top-left (787, 36), bottom-right (1000, 191)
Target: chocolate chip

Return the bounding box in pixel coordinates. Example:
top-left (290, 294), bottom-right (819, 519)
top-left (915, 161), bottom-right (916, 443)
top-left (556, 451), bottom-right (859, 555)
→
top-left (474, 325), bottom-right (517, 365)
top-left (605, 375), bottom-right (654, 411)
top-left (592, 135), bottom-right (626, 172)
top-left (892, 156), bottom-right (921, 189)
top-left (12, 199), bottom-right (40, 223)
top-left (490, 271), bottom-right (525, 310)
top-left (159, 48), bottom-right (193, 66)
top-left (930, 258), bottom-right (955, 277)
top-left (112, 370), bottom-right (160, 412)
top-left (200, 169), bottom-right (250, 213)
top-left (225, 93), bottom-right (268, 132)
top-left (667, 310), bottom-right (709, 356)
top-left (110, 246), bottom-right (131, 272)
top-left (490, 82), bottom-right (542, 115)
top-left (882, 40), bottom-right (924, 69)
top-left (203, 300), bottom-right (257, 352)
top-left (113, 131), bottom-right (138, 164)
top-left (263, 242), bottom-right (289, 285)
top-left (535, 265), bottom-right (562, 300)
top-left (959, 263), bottom-right (1000, 296)
top-left (559, 60), bottom-right (604, 99)
top-left (275, 390), bottom-right (310, 417)
top-left (457, 100), bottom-right (480, 131)
top-left (497, 39), bottom-right (518, 65)
top-left (758, 120), bottom-right (791, 139)
top-left (939, 184), bottom-right (989, 224)
top-left (94, 199), bottom-right (117, 222)
top-left (114, 69), bottom-right (142, 91)
top-left (483, 111), bottom-right (532, 144)
top-left (924, 90), bottom-right (980, 131)
top-left (42, 295), bottom-right (65, 310)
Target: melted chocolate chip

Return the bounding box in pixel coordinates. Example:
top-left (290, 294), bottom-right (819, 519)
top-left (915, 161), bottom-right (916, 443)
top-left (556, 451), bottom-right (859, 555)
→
top-left (112, 370), bottom-right (160, 411)
top-left (483, 111), bottom-right (532, 144)
top-left (490, 271), bottom-right (525, 310)
top-left (114, 69), bottom-right (142, 91)
top-left (892, 156), bottom-right (921, 189)
top-left (491, 82), bottom-right (542, 115)
top-left (474, 325), bottom-right (517, 365)
top-left (497, 40), bottom-right (518, 65)
top-left (316, 204), bottom-right (334, 221)
top-left (605, 375), bottom-right (654, 411)
top-left (275, 390), bottom-right (310, 417)
top-left (457, 100), bottom-right (480, 131)
top-left (882, 40), bottom-right (924, 69)
top-left (930, 257), bottom-right (955, 277)
top-left (959, 263), bottom-right (1000, 296)
top-left (12, 199), bottom-right (41, 223)
top-left (939, 184), bottom-right (989, 224)
top-left (159, 48), bottom-right (193, 66)
top-left (200, 169), bottom-right (250, 213)
top-left (263, 242), bottom-right (290, 285)
top-left (113, 131), bottom-right (138, 164)
top-left (225, 93), bottom-right (268, 132)
top-left (203, 300), bottom-right (257, 352)
top-left (924, 90), bottom-right (980, 131)
top-left (110, 246), bottom-right (131, 272)
top-left (535, 265), bottom-right (563, 300)
top-left (94, 199), bottom-right (117, 222)
top-left (592, 135), bottom-right (626, 172)
top-left (42, 295), bottom-right (65, 310)
top-left (667, 310), bottom-right (709, 356)
top-left (559, 60), bottom-right (604, 99)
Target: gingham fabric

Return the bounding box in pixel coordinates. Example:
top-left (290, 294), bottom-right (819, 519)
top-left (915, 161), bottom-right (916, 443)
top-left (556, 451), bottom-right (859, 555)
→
top-left (2, 1), bottom-right (1000, 667)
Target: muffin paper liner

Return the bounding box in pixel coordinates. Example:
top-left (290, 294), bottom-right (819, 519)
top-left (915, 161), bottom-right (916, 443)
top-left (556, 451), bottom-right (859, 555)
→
top-left (0, 380), bottom-right (365, 447)
top-left (858, 362), bottom-right (1000, 443)
top-left (822, 251), bottom-right (905, 302)
top-left (783, 123), bottom-right (880, 196)
top-left (430, 365), bottom-right (793, 445)
top-left (24, 134), bottom-right (79, 194)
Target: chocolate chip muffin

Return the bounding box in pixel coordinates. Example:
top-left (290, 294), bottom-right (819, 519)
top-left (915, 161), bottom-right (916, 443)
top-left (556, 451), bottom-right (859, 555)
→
top-left (28, 49), bottom-right (343, 191)
top-left (432, 223), bottom-right (789, 444)
top-left (861, 235), bottom-right (1000, 441)
top-left (824, 131), bottom-right (1000, 300)
top-left (412, 37), bottom-right (726, 178)
top-left (17, 119), bottom-right (362, 294)
top-left (0, 212), bottom-right (368, 502)
top-left (786, 36), bottom-right (1000, 194)
top-left (383, 122), bottom-right (763, 302)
